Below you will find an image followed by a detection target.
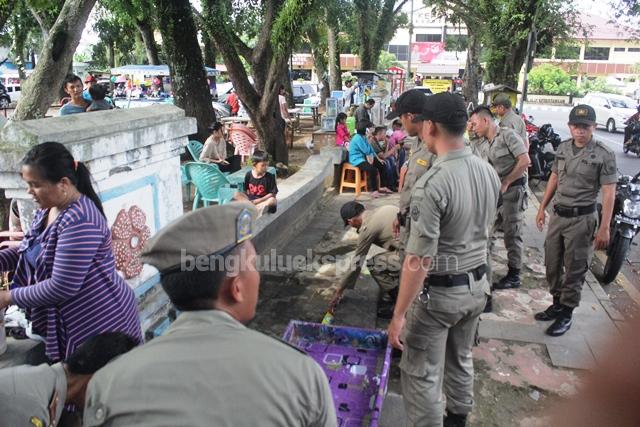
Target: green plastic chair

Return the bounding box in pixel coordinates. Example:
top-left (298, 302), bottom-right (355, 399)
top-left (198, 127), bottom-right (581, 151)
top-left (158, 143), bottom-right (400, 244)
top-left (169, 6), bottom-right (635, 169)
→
top-left (185, 162), bottom-right (238, 210)
top-left (186, 140), bottom-right (204, 161)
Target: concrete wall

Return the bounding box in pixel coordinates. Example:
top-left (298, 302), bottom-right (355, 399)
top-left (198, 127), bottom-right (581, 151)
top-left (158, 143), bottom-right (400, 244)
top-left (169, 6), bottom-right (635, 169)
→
top-left (0, 105), bottom-right (196, 335)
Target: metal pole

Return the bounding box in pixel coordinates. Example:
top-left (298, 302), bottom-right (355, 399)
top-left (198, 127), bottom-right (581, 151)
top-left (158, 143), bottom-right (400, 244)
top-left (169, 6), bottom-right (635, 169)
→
top-left (406, 0), bottom-right (414, 88)
top-left (519, 24), bottom-right (535, 114)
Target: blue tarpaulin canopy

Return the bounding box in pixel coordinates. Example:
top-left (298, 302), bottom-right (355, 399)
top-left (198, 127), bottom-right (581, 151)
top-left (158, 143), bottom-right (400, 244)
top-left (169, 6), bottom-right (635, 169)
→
top-left (110, 64), bottom-right (219, 77)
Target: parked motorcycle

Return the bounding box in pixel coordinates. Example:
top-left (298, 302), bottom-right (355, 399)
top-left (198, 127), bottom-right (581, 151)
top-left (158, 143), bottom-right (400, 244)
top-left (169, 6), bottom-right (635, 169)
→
top-left (528, 123), bottom-right (562, 181)
top-left (623, 122), bottom-right (640, 157)
top-left (601, 171), bottom-right (640, 284)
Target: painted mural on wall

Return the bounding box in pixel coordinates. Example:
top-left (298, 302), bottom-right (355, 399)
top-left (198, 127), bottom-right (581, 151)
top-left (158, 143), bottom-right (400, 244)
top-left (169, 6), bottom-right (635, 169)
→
top-left (111, 206), bottom-right (151, 279)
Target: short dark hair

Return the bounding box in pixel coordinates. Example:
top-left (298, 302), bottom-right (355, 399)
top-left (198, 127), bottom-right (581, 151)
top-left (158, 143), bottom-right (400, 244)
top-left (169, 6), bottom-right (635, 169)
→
top-left (392, 119), bottom-right (402, 128)
top-left (208, 122), bottom-right (223, 132)
top-left (251, 150), bottom-right (269, 164)
top-left (65, 332), bottom-right (137, 375)
top-left (89, 84), bottom-right (106, 101)
top-left (365, 99), bottom-right (375, 106)
top-left (63, 74), bottom-right (82, 89)
top-left (470, 106), bottom-right (494, 120)
top-left (356, 120), bottom-right (373, 135)
top-left (160, 245), bottom-right (240, 310)
top-left (373, 126), bottom-right (386, 135)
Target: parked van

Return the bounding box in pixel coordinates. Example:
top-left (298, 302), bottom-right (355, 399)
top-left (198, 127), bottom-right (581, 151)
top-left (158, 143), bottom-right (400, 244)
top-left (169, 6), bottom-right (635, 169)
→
top-left (6, 85), bottom-right (21, 102)
top-left (581, 92), bottom-right (638, 133)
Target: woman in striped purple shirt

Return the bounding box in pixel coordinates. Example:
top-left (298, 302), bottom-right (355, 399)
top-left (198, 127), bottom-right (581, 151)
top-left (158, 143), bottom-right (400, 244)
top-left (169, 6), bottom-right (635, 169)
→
top-left (0, 142), bottom-right (142, 362)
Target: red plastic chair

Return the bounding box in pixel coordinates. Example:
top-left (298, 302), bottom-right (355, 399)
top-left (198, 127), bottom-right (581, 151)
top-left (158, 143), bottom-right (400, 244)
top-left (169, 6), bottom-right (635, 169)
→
top-left (229, 124), bottom-right (257, 164)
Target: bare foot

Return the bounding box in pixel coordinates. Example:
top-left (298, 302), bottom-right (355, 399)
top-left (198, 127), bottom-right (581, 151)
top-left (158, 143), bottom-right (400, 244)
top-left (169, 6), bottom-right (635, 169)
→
top-left (371, 191), bottom-right (382, 198)
top-left (379, 187), bottom-right (393, 193)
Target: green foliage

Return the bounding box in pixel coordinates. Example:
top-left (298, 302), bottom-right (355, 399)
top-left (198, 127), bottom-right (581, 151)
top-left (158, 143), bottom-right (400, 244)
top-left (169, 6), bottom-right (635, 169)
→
top-left (445, 34), bottom-right (468, 52)
top-left (272, 0), bottom-right (317, 55)
top-left (528, 63), bottom-right (579, 95)
top-left (580, 77), bottom-right (622, 96)
top-left (377, 50), bottom-right (398, 71)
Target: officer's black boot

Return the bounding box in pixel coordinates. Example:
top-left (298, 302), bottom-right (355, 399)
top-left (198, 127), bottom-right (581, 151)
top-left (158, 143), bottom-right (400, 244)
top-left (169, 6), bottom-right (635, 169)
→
top-left (493, 268), bottom-right (521, 290)
top-left (534, 296), bottom-right (562, 321)
top-left (545, 305), bottom-right (574, 337)
top-left (443, 412), bottom-right (467, 427)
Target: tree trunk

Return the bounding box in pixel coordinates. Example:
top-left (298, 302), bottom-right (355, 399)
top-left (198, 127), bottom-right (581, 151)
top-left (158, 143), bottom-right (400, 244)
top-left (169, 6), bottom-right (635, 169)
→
top-left (254, 99), bottom-right (288, 165)
top-left (202, 34), bottom-right (216, 69)
top-left (327, 22), bottom-right (341, 92)
top-left (462, 32), bottom-right (481, 105)
top-left (13, 0), bottom-right (97, 120)
top-left (135, 19), bottom-right (160, 65)
top-left (156, 0), bottom-right (215, 142)
top-left (107, 40), bottom-right (115, 68)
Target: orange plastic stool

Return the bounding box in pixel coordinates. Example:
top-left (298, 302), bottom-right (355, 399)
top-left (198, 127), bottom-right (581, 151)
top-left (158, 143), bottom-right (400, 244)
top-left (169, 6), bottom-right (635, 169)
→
top-left (339, 163), bottom-right (368, 196)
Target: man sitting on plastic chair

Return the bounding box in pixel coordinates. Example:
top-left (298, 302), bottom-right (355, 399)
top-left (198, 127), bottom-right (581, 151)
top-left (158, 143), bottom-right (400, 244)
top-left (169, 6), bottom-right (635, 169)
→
top-left (233, 151), bottom-right (278, 216)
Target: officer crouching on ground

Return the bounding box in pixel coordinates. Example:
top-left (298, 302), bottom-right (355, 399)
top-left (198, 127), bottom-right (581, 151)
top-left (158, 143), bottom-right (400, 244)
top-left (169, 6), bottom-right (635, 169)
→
top-left (83, 203), bottom-right (337, 426)
top-left (470, 106), bottom-right (530, 292)
top-left (535, 105), bottom-right (616, 337)
top-left (388, 93), bottom-right (500, 427)
top-left (0, 332), bottom-right (136, 427)
top-left (329, 202), bottom-right (400, 318)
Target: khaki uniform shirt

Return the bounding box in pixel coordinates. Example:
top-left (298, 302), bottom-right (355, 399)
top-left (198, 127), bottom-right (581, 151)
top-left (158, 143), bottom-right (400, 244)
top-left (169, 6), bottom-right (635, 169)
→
top-left (470, 133), bottom-right (491, 162)
top-left (551, 137), bottom-right (617, 207)
top-left (0, 363), bottom-right (67, 427)
top-left (500, 109), bottom-right (528, 146)
top-left (486, 127), bottom-right (528, 179)
top-left (84, 310), bottom-right (337, 427)
top-left (340, 205), bottom-right (400, 289)
top-left (407, 147), bottom-right (501, 274)
top-left (400, 142), bottom-right (435, 213)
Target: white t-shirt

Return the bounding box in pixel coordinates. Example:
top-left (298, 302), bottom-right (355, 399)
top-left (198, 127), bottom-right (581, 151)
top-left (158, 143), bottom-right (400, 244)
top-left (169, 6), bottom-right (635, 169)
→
top-left (279, 94), bottom-right (288, 120)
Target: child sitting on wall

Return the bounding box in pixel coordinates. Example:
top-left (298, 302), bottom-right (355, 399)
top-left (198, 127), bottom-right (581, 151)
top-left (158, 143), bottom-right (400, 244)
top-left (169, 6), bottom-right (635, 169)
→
top-left (234, 150), bottom-right (278, 216)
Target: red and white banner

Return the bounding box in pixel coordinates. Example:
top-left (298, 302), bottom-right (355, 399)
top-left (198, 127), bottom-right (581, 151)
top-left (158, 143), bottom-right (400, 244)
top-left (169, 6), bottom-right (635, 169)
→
top-left (411, 42), bottom-right (445, 64)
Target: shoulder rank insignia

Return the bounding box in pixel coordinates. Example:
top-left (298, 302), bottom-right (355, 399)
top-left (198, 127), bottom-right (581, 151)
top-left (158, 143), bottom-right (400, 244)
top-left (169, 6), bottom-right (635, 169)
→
top-left (236, 208), bottom-right (253, 243)
top-left (416, 158), bottom-right (428, 167)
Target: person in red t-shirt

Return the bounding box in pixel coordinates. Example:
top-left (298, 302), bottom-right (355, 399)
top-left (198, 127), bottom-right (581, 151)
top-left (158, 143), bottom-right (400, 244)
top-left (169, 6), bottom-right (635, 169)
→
top-left (226, 90), bottom-right (240, 116)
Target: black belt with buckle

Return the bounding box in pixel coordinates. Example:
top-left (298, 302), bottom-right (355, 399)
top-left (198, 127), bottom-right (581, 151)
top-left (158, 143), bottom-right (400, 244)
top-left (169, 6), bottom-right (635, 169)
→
top-left (427, 264), bottom-right (487, 287)
top-left (553, 204), bottom-right (596, 218)
top-left (507, 176), bottom-right (526, 190)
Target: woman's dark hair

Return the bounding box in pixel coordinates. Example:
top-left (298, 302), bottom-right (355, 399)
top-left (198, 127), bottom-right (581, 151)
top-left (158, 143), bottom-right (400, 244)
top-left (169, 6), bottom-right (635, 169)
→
top-left (335, 112), bottom-right (347, 131)
top-left (63, 73), bottom-right (82, 89)
top-left (89, 84), bottom-right (106, 101)
top-left (22, 142), bottom-right (105, 216)
top-left (208, 122), bottom-right (223, 133)
top-left (356, 120), bottom-right (373, 135)
top-left (66, 332), bottom-right (137, 375)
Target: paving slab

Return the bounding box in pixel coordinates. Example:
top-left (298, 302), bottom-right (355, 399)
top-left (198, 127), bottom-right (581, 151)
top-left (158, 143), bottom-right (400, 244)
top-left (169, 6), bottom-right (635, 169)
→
top-left (379, 392), bottom-right (407, 427)
top-left (546, 342), bottom-right (596, 370)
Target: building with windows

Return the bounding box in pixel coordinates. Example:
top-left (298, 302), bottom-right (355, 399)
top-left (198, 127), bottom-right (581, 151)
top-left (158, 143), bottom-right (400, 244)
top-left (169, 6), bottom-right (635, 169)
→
top-left (384, 5), bottom-right (467, 79)
top-left (534, 13), bottom-right (640, 91)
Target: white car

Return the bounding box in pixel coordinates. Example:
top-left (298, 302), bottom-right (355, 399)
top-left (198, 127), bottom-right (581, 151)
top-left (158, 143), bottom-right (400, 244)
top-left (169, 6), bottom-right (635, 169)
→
top-left (6, 85), bottom-right (21, 102)
top-left (581, 92), bottom-right (638, 133)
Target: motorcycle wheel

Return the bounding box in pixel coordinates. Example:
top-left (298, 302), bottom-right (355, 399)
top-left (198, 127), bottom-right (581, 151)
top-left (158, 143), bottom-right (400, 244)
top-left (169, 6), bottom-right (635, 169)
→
top-left (601, 235), bottom-right (632, 284)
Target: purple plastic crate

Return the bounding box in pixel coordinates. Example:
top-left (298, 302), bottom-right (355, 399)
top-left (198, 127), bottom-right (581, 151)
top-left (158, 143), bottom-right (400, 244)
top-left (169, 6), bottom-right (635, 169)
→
top-left (282, 321), bottom-right (392, 427)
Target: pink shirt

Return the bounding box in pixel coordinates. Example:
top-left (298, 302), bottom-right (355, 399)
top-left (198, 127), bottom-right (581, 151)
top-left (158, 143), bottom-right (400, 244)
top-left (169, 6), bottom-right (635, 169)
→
top-left (336, 123), bottom-right (351, 147)
top-left (387, 129), bottom-right (406, 151)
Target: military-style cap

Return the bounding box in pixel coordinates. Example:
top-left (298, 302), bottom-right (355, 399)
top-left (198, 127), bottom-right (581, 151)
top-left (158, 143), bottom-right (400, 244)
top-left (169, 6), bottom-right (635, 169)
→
top-left (413, 92), bottom-right (468, 127)
top-left (491, 93), bottom-right (512, 108)
top-left (340, 201), bottom-right (365, 227)
top-left (568, 104), bottom-right (596, 126)
top-left (141, 203), bottom-right (257, 273)
top-left (386, 89), bottom-right (429, 119)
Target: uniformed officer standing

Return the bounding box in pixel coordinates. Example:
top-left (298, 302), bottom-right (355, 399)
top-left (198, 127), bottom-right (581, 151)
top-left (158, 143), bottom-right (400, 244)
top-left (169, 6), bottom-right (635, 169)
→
top-left (467, 120), bottom-right (490, 162)
top-left (470, 106), bottom-right (530, 290)
top-left (388, 93), bottom-right (500, 427)
top-left (386, 90), bottom-right (435, 260)
top-left (83, 203), bottom-right (337, 427)
top-left (0, 332), bottom-right (135, 427)
top-left (492, 93), bottom-right (529, 149)
top-left (535, 105), bottom-right (616, 336)
top-left (329, 202), bottom-right (400, 318)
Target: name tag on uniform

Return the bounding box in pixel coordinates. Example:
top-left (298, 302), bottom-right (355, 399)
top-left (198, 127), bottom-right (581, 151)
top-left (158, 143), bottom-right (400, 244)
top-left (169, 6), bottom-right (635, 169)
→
top-left (416, 159), bottom-right (428, 167)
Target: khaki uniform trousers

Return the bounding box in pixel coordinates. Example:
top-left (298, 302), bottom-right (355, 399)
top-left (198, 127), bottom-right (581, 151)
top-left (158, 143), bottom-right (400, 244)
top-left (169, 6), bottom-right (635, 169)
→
top-left (399, 274), bottom-right (489, 427)
top-left (495, 185), bottom-right (527, 270)
top-left (366, 251), bottom-right (401, 293)
top-left (544, 211), bottom-right (597, 308)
